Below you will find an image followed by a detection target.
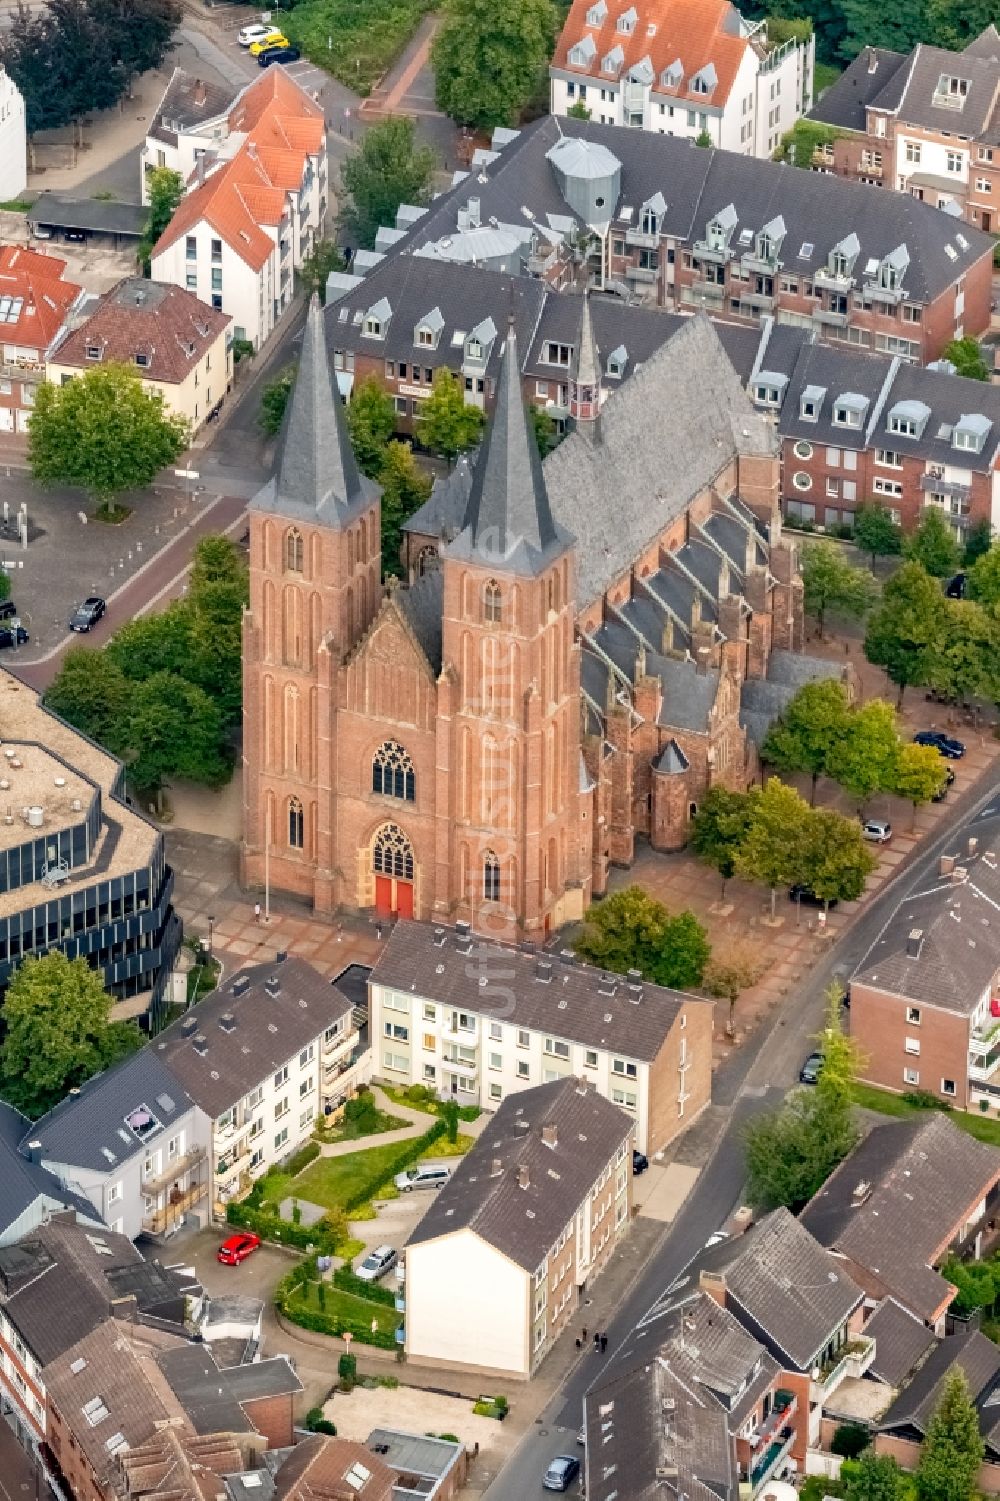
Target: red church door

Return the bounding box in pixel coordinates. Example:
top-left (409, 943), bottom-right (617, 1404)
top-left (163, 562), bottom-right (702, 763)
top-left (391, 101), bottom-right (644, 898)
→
top-left (374, 876), bottom-right (393, 917)
top-left (395, 881), bottom-right (414, 919)
top-left (371, 824), bottom-right (415, 920)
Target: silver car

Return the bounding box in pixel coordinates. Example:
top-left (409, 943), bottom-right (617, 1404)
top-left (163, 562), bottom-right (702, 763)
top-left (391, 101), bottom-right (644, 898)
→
top-left (355, 1244), bottom-right (397, 1283)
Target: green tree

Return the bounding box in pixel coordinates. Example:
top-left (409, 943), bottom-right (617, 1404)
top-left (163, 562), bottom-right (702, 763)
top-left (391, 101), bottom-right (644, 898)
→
top-left (962, 519), bottom-right (992, 567)
top-left (432, 0), bottom-right (557, 128)
top-left (904, 507), bottom-right (962, 578)
top-left (530, 405), bottom-right (558, 457)
top-left (29, 363), bottom-right (187, 516)
top-left (802, 808), bottom-right (876, 905)
top-left (843, 1452), bottom-right (908, 1501)
top-left (347, 375), bottom-right (396, 479)
top-left (865, 561), bottom-right (947, 706)
top-left (940, 1253), bottom-right (1000, 1318)
top-left (734, 778), bottom-right (813, 916)
top-left (379, 441), bottom-right (432, 578)
top-left (338, 117), bottom-right (436, 251)
top-left (185, 537), bottom-right (249, 727)
top-left (760, 677), bottom-right (850, 803)
top-left (801, 541), bottom-right (878, 637)
top-left (824, 699), bottom-right (900, 808)
top-left (127, 671), bottom-right (229, 795)
top-left (137, 165), bottom-right (182, 274)
top-left (0, 952), bottom-right (141, 1118)
top-left (967, 544), bottom-right (1000, 608)
top-left (105, 606), bottom-right (196, 683)
top-left (417, 370), bottom-right (484, 465)
top-left (942, 336), bottom-right (990, 382)
top-left (299, 238), bottom-right (345, 304)
top-left (927, 598), bottom-right (998, 705)
top-left (440, 1098), bottom-right (460, 1145)
top-left (690, 786), bottom-right (759, 898)
top-left (695, 128), bottom-right (713, 147)
top-left (916, 1370), bottom-right (984, 1501)
top-left (574, 886), bottom-right (710, 990)
top-left (890, 742), bottom-right (949, 827)
top-left (566, 97), bottom-right (591, 120)
top-left (701, 941), bottom-right (763, 1036)
top-left (836, 0), bottom-right (931, 60)
top-left (260, 365), bottom-right (295, 438)
top-left (774, 117), bottom-right (843, 167)
top-left (44, 647), bottom-right (132, 754)
top-left (853, 502), bottom-right (903, 567)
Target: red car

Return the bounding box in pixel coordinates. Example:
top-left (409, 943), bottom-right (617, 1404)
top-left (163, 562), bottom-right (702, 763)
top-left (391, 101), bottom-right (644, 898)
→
top-left (216, 1232), bottom-right (261, 1265)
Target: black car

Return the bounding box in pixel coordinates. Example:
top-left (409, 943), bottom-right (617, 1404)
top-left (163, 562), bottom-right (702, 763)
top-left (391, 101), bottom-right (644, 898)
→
top-left (0, 626), bottom-right (28, 649)
top-left (789, 884), bottom-right (838, 909)
top-left (946, 572), bottom-right (967, 599)
top-left (632, 1148), bottom-right (649, 1175)
top-left (69, 596), bottom-right (106, 633)
top-left (932, 767), bottom-right (957, 802)
top-left (799, 1050), bottom-right (823, 1085)
top-left (260, 44), bottom-right (301, 65)
top-left (914, 730), bottom-right (966, 759)
top-left (0, 600), bottom-right (16, 621)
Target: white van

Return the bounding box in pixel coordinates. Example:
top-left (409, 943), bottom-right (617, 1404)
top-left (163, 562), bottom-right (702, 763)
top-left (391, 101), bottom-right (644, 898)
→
top-left (394, 1163), bottom-right (451, 1192)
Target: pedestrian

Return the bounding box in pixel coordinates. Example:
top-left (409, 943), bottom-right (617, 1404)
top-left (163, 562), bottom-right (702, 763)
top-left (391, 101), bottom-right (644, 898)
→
top-left (581, 1327), bottom-right (587, 1342)
top-left (601, 1333), bottom-right (608, 1353)
top-left (575, 1337), bottom-right (582, 1351)
top-left (253, 902), bottom-right (261, 925)
top-left (593, 1333), bottom-right (600, 1353)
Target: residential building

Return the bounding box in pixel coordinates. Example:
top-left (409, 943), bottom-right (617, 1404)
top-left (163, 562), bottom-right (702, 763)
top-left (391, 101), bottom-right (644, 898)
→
top-left (141, 68), bottom-right (235, 195)
top-left (849, 838), bottom-right (1000, 1111)
top-left (362, 1429), bottom-right (469, 1501)
top-left (0, 667), bottom-right (180, 1019)
top-left (335, 116), bottom-right (993, 358)
top-left (150, 68), bottom-right (327, 349)
top-left (369, 920), bottom-right (712, 1152)
top-left (808, 28), bottom-right (1000, 234)
top-left (551, 0), bottom-right (813, 156)
top-left (876, 1331), bottom-right (1000, 1489)
top-left (401, 1076), bottom-right (634, 1378)
top-left (47, 280), bottom-right (231, 434)
top-left (801, 1113), bottom-right (1000, 1330)
top-left (0, 245), bottom-right (82, 435)
top-left (0, 1101), bottom-right (103, 1245)
top-left (0, 67), bottom-right (26, 203)
top-left (244, 290), bottom-right (848, 932)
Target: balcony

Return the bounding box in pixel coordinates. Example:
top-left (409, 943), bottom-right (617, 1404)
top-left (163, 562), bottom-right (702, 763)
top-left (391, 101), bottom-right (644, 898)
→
top-left (215, 1149), bottom-right (252, 1185)
top-left (689, 277), bottom-right (725, 301)
top-left (751, 1427), bottom-right (796, 1491)
top-left (141, 1181), bottom-right (207, 1236)
top-left (919, 474), bottom-right (972, 501)
top-left (625, 264), bottom-right (657, 283)
top-left (215, 1118), bottom-right (253, 1148)
top-left (625, 227), bottom-right (659, 249)
top-left (692, 242), bottom-right (730, 264)
top-left (811, 1336), bottom-right (875, 1401)
top-left (813, 268), bottom-right (853, 293)
top-left (862, 282), bottom-right (906, 306)
top-left (813, 307), bottom-right (849, 328)
top-left (443, 1018), bottom-right (477, 1042)
top-left (749, 1391), bottom-right (798, 1454)
top-left (741, 290), bottom-right (775, 311)
top-left (142, 1144), bottom-right (207, 1195)
top-left (443, 1052), bottom-right (478, 1074)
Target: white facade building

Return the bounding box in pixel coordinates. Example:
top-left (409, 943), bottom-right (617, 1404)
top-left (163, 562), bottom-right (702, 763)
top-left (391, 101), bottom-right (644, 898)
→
top-left (0, 68), bottom-right (26, 203)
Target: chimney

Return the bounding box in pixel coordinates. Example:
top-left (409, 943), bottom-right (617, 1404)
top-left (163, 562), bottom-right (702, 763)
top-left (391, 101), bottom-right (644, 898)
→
top-left (536, 958), bottom-right (553, 983)
top-left (197, 153), bottom-right (206, 187)
top-left (940, 854), bottom-right (956, 877)
top-left (491, 1157), bottom-right (503, 1177)
top-left (467, 195), bottom-right (481, 227)
top-left (968, 837), bottom-right (979, 859)
top-left (276, 949), bottom-right (288, 963)
top-left (218, 1012), bottom-right (236, 1033)
top-left (695, 646), bottom-right (711, 675)
top-left (232, 975), bottom-right (250, 997)
top-left (627, 968), bottom-right (642, 984)
top-left (455, 920), bottom-right (471, 939)
top-left (247, 140), bottom-right (257, 160)
top-left (559, 948), bottom-right (576, 966)
top-left (906, 929), bottom-right (924, 959)
top-left (518, 1163), bottom-right (530, 1190)
top-left (542, 1122), bottom-right (558, 1149)
top-left (433, 927), bottom-right (447, 947)
top-left (193, 78), bottom-right (206, 106)
top-left (26, 1139), bottom-right (42, 1165)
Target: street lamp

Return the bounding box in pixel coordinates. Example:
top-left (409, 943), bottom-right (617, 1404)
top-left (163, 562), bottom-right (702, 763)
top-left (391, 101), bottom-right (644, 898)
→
top-left (207, 914), bottom-right (215, 958)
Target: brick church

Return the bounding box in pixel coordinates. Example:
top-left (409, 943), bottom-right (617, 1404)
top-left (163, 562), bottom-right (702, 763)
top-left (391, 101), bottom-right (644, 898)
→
top-left (241, 296), bottom-right (846, 940)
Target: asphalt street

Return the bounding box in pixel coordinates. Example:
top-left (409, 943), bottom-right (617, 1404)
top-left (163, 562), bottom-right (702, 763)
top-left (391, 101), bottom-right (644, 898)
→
top-left (486, 765), bottom-right (1000, 1501)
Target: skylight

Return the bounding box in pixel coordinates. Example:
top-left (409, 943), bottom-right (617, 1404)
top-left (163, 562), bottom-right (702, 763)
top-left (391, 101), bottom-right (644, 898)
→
top-left (124, 1105), bottom-right (161, 1142)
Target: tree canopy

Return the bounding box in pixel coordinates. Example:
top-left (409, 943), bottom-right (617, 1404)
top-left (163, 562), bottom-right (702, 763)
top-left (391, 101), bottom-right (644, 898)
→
top-left (690, 786), bottom-right (760, 896)
top-left (865, 561), bottom-right (947, 705)
top-left (735, 778), bottom-right (814, 914)
top-left (967, 544), bottom-right (1000, 609)
top-left (890, 742), bottom-right (949, 820)
top-left (379, 441), bottom-right (432, 577)
top-left (574, 886), bottom-right (710, 990)
top-left (853, 502), bottom-right (903, 567)
top-left (904, 507), bottom-right (963, 577)
top-left (299, 238), bottom-right (345, 304)
top-left (0, 952), bottom-right (141, 1118)
top-left (928, 598), bottom-right (997, 705)
top-left (29, 362), bottom-right (187, 514)
top-left (801, 541), bottom-right (878, 637)
top-left (916, 1370), bottom-right (985, 1501)
top-left (824, 699), bottom-right (900, 807)
top-left (761, 677), bottom-right (850, 803)
top-left (138, 166), bottom-right (182, 274)
top-left (941, 337), bottom-right (990, 382)
top-left (432, 0), bottom-right (558, 127)
top-left (843, 1452), bottom-right (909, 1501)
top-left (347, 376), bottom-right (396, 479)
top-left (417, 370), bottom-right (484, 465)
top-left (338, 117), bottom-right (436, 252)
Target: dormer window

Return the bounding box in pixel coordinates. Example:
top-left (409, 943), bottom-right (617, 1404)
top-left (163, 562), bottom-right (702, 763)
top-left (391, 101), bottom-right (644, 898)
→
top-left (569, 34), bottom-right (597, 66)
top-left (890, 415), bottom-right (916, 437)
top-left (755, 383), bottom-right (781, 406)
top-left (85, 345), bottom-right (102, 361)
top-left (754, 370), bottom-right (786, 408)
top-left (880, 264), bottom-right (899, 290)
top-left (364, 316), bottom-right (382, 337)
top-left (757, 234), bottom-right (772, 262)
top-left (602, 43), bottom-right (624, 73)
top-left (417, 327), bottom-right (433, 346)
top-left (661, 58), bottom-right (683, 90)
top-left (640, 192), bottom-right (666, 237)
top-left (586, 0), bottom-right (606, 23)
top-left (363, 297), bottom-right (392, 340)
top-left (833, 394), bottom-right (868, 428)
top-left (467, 337), bottom-right (482, 360)
top-left (134, 352), bottom-right (150, 368)
top-left (935, 73), bottom-right (969, 104)
top-left (887, 400), bottom-right (930, 440)
top-left (617, 7), bottom-right (637, 33)
top-left (606, 344), bottom-right (627, 377)
top-left (953, 414), bottom-right (990, 453)
top-left (414, 305), bottom-right (443, 350)
top-left (690, 64), bottom-right (717, 95)
top-left (830, 252), bottom-right (848, 277)
top-left (799, 386), bottom-right (825, 421)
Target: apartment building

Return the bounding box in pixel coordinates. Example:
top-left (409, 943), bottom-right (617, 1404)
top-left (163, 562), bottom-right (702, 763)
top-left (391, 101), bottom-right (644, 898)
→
top-left (47, 280), bottom-right (231, 434)
top-left (150, 68), bottom-right (327, 349)
top-left (850, 840), bottom-right (1000, 1112)
top-left (0, 245), bottom-right (82, 435)
top-left (876, 1331), bottom-right (1000, 1489)
top-left (801, 1112), bottom-right (1000, 1331)
top-left (550, 0), bottom-right (813, 156)
top-left (369, 920), bottom-right (713, 1154)
top-left (809, 29), bottom-right (1000, 234)
top-left (0, 1101), bottom-right (104, 1245)
top-left (0, 67), bottom-right (26, 203)
top-left (402, 1076), bottom-right (633, 1378)
top-left (141, 68), bottom-right (234, 195)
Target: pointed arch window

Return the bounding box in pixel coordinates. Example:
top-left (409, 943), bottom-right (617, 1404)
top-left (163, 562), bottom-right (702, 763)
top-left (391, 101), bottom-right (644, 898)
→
top-left (483, 849), bottom-right (500, 903)
top-left (285, 528), bottom-right (304, 573)
top-left (372, 741), bottom-right (415, 801)
top-left (373, 823), bottom-right (414, 880)
top-left (483, 579), bottom-right (502, 626)
top-left (288, 796), bottom-right (304, 849)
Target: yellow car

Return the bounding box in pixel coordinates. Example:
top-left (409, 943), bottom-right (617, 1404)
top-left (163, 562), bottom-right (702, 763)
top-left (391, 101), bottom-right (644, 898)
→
top-left (249, 33), bottom-right (290, 55)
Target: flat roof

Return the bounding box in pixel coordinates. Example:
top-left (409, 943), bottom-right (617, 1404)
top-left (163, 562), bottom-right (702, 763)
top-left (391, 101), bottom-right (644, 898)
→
top-left (28, 192), bottom-right (147, 238)
top-left (0, 741), bottom-right (93, 842)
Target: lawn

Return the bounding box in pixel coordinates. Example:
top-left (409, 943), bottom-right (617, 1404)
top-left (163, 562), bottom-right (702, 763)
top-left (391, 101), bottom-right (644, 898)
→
top-left (316, 1107), bottom-right (409, 1144)
top-left (285, 1277), bottom-right (402, 1348)
top-left (269, 1140), bottom-right (414, 1212)
top-left (381, 1083), bottom-right (482, 1121)
top-left (282, 0), bottom-right (437, 96)
top-left (421, 1133), bottom-right (475, 1159)
top-left (851, 1081), bottom-right (1000, 1148)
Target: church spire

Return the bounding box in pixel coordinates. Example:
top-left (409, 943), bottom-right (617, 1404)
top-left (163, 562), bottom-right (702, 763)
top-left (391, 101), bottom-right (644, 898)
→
top-left (250, 294), bottom-right (378, 527)
top-left (569, 290), bottom-right (601, 430)
top-left (448, 323), bottom-right (572, 575)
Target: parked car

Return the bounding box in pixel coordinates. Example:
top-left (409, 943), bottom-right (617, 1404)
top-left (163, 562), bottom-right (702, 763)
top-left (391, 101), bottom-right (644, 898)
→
top-left (632, 1148), bottom-right (649, 1175)
top-left (543, 1456), bottom-right (581, 1493)
top-left (0, 601), bottom-right (17, 622)
top-left (69, 596), bottom-right (106, 632)
top-left (0, 626), bottom-right (28, 649)
top-left (932, 767), bottom-right (957, 802)
top-left (860, 818), bottom-right (892, 843)
top-left (945, 572), bottom-right (967, 599)
top-left (249, 33), bottom-right (289, 54)
top-left (355, 1245), bottom-right (397, 1283)
top-left (394, 1163), bottom-right (451, 1192)
top-left (260, 45), bottom-right (301, 65)
top-left (799, 1051), bottom-right (823, 1085)
top-left (217, 1232), bottom-right (261, 1265)
top-left (789, 884), bottom-right (838, 909)
top-left (238, 21), bottom-right (283, 45)
top-left (914, 730), bottom-right (966, 759)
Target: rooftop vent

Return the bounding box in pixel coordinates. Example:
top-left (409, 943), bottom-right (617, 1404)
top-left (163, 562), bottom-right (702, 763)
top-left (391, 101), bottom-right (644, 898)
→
top-left (491, 1156), bottom-right (503, 1177)
top-left (455, 920), bottom-right (471, 939)
top-left (218, 1013), bottom-right (236, 1033)
top-left (275, 949), bottom-right (287, 963)
top-left (536, 958), bottom-right (553, 983)
top-left (940, 854), bottom-right (956, 877)
top-left (264, 976), bottom-right (281, 998)
top-left (906, 930), bottom-right (924, 959)
top-left (518, 1163), bottom-right (531, 1190)
top-left (969, 837), bottom-right (979, 858)
top-left (232, 975), bottom-right (250, 997)
top-left (181, 1015), bottom-right (198, 1036)
top-left (433, 927), bottom-right (447, 947)
top-left (192, 1034), bottom-right (208, 1055)
top-left (851, 1179), bottom-right (872, 1205)
top-left (598, 974), bottom-right (617, 997)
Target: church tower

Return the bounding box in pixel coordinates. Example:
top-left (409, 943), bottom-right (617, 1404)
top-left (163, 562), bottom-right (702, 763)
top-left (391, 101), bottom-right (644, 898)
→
top-left (241, 295), bottom-right (382, 908)
top-left (568, 291), bottom-right (601, 429)
top-left (437, 324), bottom-right (581, 940)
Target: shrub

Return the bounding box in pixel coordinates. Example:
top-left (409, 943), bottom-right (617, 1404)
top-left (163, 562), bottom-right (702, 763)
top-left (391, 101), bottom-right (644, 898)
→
top-left (902, 1089), bottom-right (952, 1112)
top-left (831, 1422), bottom-right (870, 1459)
top-left (305, 1406), bottom-right (325, 1430)
top-left (405, 1083), bottom-right (431, 1102)
top-left (275, 1259), bottom-right (401, 1350)
top-left (334, 1265), bottom-right (397, 1306)
top-left (339, 1352), bottom-right (358, 1382)
top-left (284, 1139), bottom-right (321, 1176)
top-left (226, 1197), bottom-right (346, 1254)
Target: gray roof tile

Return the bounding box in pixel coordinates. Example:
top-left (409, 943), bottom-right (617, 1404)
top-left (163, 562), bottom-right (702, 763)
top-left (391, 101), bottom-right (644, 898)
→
top-left (809, 48), bottom-right (908, 131)
top-left (865, 1297), bottom-right (937, 1387)
top-left (879, 1331), bottom-right (1000, 1443)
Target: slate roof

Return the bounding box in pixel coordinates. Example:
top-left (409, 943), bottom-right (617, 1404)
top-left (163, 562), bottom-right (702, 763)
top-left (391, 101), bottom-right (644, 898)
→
top-left (51, 279), bottom-right (230, 385)
top-left (853, 845), bottom-right (1000, 1010)
top-left (153, 954), bottom-right (353, 1120)
top-left (153, 67), bottom-right (232, 133)
top-left (155, 1345), bottom-right (301, 1435)
top-left (405, 452), bottom-right (475, 542)
top-left (371, 919), bottom-right (707, 1061)
top-left (697, 1207), bottom-right (863, 1370)
top-left (0, 1101), bottom-right (98, 1239)
top-left (879, 1331), bottom-right (1000, 1445)
top-left (396, 567), bottom-right (444, 673)
top-left (886, 42), bottom-right (1000, 139)
top-left (808, 47), bottom-right (908, 131)
top-left (865, 1297), bottom-right (937, 1387)
top-left (800, 1113), bottom-right (1000, 1323)
top-left (650, 655), bottom-right (720, 731)
top-left (253, 295), bottom-right (379, 530)
top-left (740, 652), bottom-right (846, 747)
top-left (406, 1076), bottom-right (633, 1270)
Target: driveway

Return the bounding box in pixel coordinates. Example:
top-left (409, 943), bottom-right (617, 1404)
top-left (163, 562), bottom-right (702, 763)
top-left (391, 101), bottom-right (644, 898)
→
top-left (167, 1223), bottom-right (297, 1306)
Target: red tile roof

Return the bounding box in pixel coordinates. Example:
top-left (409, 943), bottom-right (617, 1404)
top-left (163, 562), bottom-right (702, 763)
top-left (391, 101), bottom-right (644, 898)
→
top-left (0, 245), bottom-right (81, 353)
top-left (553, 0), bottom-right (752, 108)
top-left (51, 280), bottom-right (230, 385)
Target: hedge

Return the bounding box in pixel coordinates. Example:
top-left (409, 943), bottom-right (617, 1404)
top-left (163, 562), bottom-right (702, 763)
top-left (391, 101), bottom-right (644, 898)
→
top-left (334, 1265), bottom-right (397, 1306)
top-left (276, 1258), bottom-right (401, 1350)
top-left (227, 1197), bottom-right (344, 1252)
top-left (342, 1119), bottom-right (447, 1212)
top-left (284, 1139), bottom-right (321, 1176)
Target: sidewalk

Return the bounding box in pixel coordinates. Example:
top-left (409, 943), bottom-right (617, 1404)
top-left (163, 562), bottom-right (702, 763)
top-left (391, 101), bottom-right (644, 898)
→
top-left (318, 1085), bottom-right (430, 1158)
